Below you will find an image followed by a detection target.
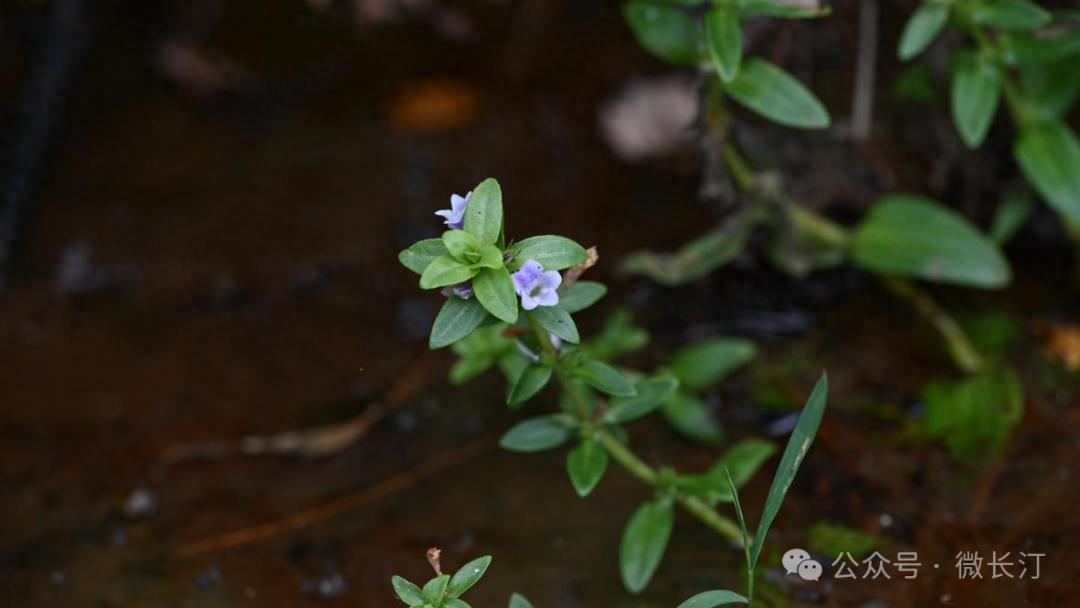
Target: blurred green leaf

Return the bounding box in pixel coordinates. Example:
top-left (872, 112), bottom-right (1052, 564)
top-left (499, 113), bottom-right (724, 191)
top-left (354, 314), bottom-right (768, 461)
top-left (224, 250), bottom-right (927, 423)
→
top-left (463, 178), bottom-right (503, 245)
top-left (738, 0), bottom-right (826, 18)
top-left (621, 211), bottom-right (756, 285)
top-left (989, 190), bottom-right (1034, 245)
top-left (446, 600), bottom-right (472, 608)
top-left (667, 337), bottom-right (757, 390)
top-left (392, 576), bottom-right (425, 605)
top-left (676, 439), bottom-right (776, 504)
top-left (448, 555), bottom-right (492, 599)
top-left (500, 415), bottom-right (574, 452)
top-left (620, 499), bottom-right (674, 593)
top-left (604, 376), bottom-right (680, 423)
top-left (400, 239), bottom-right (449, 275)
top-left (431, 297), bottom-right (489, 349)
top-left (725, 58), bottom-right (830, 129)
top-left (507, 363), bottom-right (554, 407)
top-left (530, 306), bottom-right (580, 344)
top-left (508, 593), bottom-right (535, 608)
top-left (676, 590), bottom-right (749, 608)
top-left (705, 7), bottom-right (742, 82)
top-left (420, 255), bottom-right (478, 290)
top-left (893, 64), bottom-right (939, 104)
top-left (1015, 120), bottom-right (1080, 228)
top-left (807, 522), bottom-right (882, 557)
top-left (899, 3), bottom-right (949, 60)
top-left (1018, 55), bottom-right (1080, 121)
top-left (921, 369), bottom-right (1023, 461)
top-left (951, 53), bottom-right (1001, 148)
top-left (449, 355), bottom-right (495, 385)
top-left (572, 360), bottom-right (637, 396)
top-left (661, 389), bottom-right (723, 445)
top-left (750, 373), bottom-right (828, 567)
top-left (583, 309), bottom-right (650, 361)
top-left (567, 437), bottom-right (609, 497)
top-left (623, 2), bottom-right (704, 64)
top-left (851, 195), bottom-right (1011, 288)
top-left (970, 0), bottom-right (1051, 30)
top-left (474, 267), bottom-right (519, 323)
top-left (508, 235), bottom-right (587, 271)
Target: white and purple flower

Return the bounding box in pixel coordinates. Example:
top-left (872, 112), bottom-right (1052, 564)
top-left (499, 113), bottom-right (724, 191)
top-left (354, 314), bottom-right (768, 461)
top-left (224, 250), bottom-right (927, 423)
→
top-left (434, 191), bottom-right (472, 229)
top-left (511, 259), bottom-right (561, 310)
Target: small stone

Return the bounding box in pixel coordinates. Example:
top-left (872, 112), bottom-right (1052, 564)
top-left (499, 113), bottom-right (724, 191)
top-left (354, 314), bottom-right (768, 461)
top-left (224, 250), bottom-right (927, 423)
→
top-left (123, 487), bottom-right (158, 519)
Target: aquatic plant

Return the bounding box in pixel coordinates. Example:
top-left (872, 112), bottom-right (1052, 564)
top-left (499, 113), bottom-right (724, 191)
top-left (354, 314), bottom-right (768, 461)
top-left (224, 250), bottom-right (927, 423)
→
top-left (397, 177), bottom-right (830, 601)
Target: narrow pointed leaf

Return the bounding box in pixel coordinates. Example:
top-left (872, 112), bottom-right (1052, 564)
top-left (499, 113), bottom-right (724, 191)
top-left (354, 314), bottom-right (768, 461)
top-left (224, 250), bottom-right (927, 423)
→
top-left (567, 438), bottom-right (609, 497)
top-left (430, 296), bottom-right (489, 349)
top-left (725, 58), bottom-right (830, 129)
top-left (463, 178), bottom-right (503, 245)
top-left (620, 500), bottom-right (674, 593)
top-left (473, 266), bottom-right (519, 323)
top-left (507, 364), bottom-right (554, 407)
top-left (705, 7), bottom-right (742, 82)
top-left (951, 54), bottom-right (1001, 148)
top-left (724, 467), bottom-right (751, 549)
top-left (749, 373), bottom-right (828, 567)
top-left (500, 416), bottom-right (573, 452)
top-left (448, 555), bottom-right (492, 599)
top-left (391, 576), bottom-right (425, 605)
top-left (898, 4), bottom-right (949, 60)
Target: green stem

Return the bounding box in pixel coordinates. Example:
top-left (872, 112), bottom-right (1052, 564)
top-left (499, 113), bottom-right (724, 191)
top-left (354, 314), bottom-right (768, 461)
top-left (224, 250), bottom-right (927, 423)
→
top-left (527, 315), bottom-right (745, 544)
top-left (719, 139), bottom-right (984, 374)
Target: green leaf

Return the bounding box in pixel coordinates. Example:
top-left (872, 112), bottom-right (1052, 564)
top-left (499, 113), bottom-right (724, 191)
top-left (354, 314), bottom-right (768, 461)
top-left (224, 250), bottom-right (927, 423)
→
top-left (661, 390), bottom-right (723, 445)
top-left (851, 195), bottom-right (1012, 288)
top-left (898, 3), bottom-right (949, 61)
top-left (449, 355), bottom-right (495, 385)
top-left (400, 239), bottom-right (449, 275)
top-left (1018, 54), bottom-right (1080, 121)
top-left (463, 178), bottom-right (503, 245)
top-left (507, 363), bottom-right (554, 407)
top-left (620, 211), bottom-right (757, 285)
top-left (567, 437), bottom-right (609, 497)
top-left (473, 267), bottom-right (519, 323)
top-left (604, 376), bottom-right (680, 423)
top-left (419, 255), bottom-right (479, 290)
top-left (508, 235), bottom-right (587, 271)
top-left (750, 373), bottom-right (828, 567)
top-left (559, 281), bottom-right (607, 313)
top-left (989, 190), bottom-right (1034, 245)
top-left (499, 415), bottom-right (573, 452)
top-left (738, 0), bottom-right (826, 18)
top-left (430, 297), bottom-right (489, 349)
top-left (442, 229), bottom-right (482, 262)
top-left (620, 500), bottom-right (674, 593)
top-left (970, 0), bottom-right (1051, 30)
top-left (475, 244), bottom-right (504, 269)
top-left (807, 522), bottom-right (882, 557)
top-left (705, 7), bottom-right (742, 82)
top-left (582, 309), bottom-right (650, 362)
top-left (724, 58), bottom-right (830, 129)
top-left (723, 467), bottom-right (750, 550)
top-left (705, 439), bottom-right (777, 504)
top-left (572, 360), bottom-right (637, 397)
top-left (921, 369), bottom-right (1023, 461)
top-left (676, 589), bottom-right (749, 608)
top-left (448, 555), bottom-right (492, 599)
top-left (529, 306), bottom-right (579, 344)
top-left (392, 576), bottom-right (425, 605)
top-left (508, 593), bottom-right (534, 608)
top-left (666, 337), bottom-right (757, 390)
top-left (422, 574), bottom-right (450, 604)
top-left (1015, 120), bottom-right (1080, 228)
top-left (446, 600), bottom-right (472, 608)
top-left (951, 54), bottom-right (1001, 148)
top-left (623, 2), bottom-right (704, 65)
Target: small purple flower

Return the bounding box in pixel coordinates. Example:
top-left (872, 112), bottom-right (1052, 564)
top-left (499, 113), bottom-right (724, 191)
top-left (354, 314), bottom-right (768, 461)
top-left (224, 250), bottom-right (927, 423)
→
top-left (441, 282), bottom-right (473, 299)
top-left (511, 259), bottom-right (561, 310)
top-left (435, 191), bottom-right (472, 229)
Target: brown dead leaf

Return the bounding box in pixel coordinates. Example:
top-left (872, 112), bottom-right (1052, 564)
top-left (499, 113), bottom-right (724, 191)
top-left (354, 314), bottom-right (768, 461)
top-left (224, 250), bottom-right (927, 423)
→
top-left (1042, 323), bottom-right (1080, 371)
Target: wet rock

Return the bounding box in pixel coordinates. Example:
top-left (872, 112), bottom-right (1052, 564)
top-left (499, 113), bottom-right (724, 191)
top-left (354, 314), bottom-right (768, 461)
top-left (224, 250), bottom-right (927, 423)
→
top-left (122, 487), bottom-right (157, 519)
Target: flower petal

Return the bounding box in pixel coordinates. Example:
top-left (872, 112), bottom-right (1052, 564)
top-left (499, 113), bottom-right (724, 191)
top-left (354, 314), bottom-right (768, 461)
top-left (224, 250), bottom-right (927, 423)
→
top-left (542, 270), bottom-right (563, 290)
